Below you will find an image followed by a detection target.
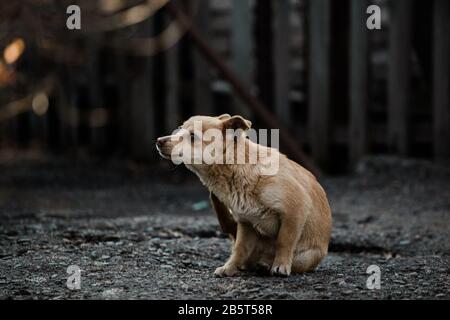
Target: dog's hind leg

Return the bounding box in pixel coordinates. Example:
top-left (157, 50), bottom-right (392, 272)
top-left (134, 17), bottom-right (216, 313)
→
top-left (210, 192), bottom-right (237, 240)
top-left (291, 248), bottom-right (326, 273)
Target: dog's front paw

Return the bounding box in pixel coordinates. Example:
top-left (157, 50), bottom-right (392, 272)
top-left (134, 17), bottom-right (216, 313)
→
top-left (214, 264), bottom-right (239, 277)
top-left (271, 263), bottom-right (291, 276)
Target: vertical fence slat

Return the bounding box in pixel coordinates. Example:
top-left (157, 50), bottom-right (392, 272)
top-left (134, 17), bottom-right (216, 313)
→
top-left (55, 69), bottom-right (67, 149)
top-left (388, 0), bottom-right (412, 156)
top-left (349, 0), bottom-right (369, 168)
top-left (164, 5), bottom-right (181, 132)
top-left (231, 0), bottom-right (253, 117)
top-left (231, 0), bottom-right (252, 81)
top-left (86, 37), bottom-right (106, 151)
top-left (274, 0), bottom-right (291, 126)
top-left (193, 0), bottom-right (213, 116)
top-left (433, 0), bottom-right (450, 161)
top-left (309, 0), bottom-right (331, 168)
top-left (255, 0), bottom-right (274, 109)
top-left (115, 51), bottom-right (130, 151)
top-left (129, 20), bottom-right (155, 159)
top-left (64, 62), bottom-right (79, 148)
top-left (165, 44), bottom-right (181, 131)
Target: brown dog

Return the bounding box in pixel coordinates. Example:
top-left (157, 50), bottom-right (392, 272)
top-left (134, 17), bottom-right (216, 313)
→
top-left (156, 114), bottom-right (332, 276)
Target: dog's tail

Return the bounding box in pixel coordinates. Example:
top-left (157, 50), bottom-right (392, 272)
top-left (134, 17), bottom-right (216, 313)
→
top-left (210, 192), bottom-right (237, 240)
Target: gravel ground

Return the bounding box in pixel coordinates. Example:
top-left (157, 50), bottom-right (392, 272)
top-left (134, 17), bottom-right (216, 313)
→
top-left (0, 153), bottom-right (449, 299)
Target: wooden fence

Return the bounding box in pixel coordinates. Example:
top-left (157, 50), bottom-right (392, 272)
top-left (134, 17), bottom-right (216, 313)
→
top-left (0, 0), bottom-right (448, 173)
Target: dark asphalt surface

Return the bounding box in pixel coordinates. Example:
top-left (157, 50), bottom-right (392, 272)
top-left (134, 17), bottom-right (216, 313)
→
top-left (0, 153), bottom-right (448, 299)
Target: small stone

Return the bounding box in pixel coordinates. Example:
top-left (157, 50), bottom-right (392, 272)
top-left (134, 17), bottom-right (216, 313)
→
top-left (342, 290), bottom-right (353, 295)
top-left (313, 285), bottom-right (325, 291)
top-left (102, 288), bottom-right (123, 299)
top-left (222, 291), bottom-right (235, 298)
top-left (94, 261), bottom-right (109, 267)
top-left (110, 256), bottom-right (121, 263)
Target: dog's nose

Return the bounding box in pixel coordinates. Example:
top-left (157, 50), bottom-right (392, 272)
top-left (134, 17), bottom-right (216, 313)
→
top-left (156, 137), bottom-right (164, 147)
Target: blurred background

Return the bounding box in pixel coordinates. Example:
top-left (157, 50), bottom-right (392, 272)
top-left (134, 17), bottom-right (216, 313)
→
top-left (0, 0), bottom-right (448, 173)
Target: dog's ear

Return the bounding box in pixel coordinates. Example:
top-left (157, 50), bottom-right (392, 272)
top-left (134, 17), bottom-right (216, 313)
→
top-left (217, 114), bottom-right (231, 120)
top-left (222, 115), bottom-right (252, 130)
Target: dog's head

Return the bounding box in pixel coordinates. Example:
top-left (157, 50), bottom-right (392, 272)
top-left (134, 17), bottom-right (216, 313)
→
top-left (156, 114), bottom-right (252, 170)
